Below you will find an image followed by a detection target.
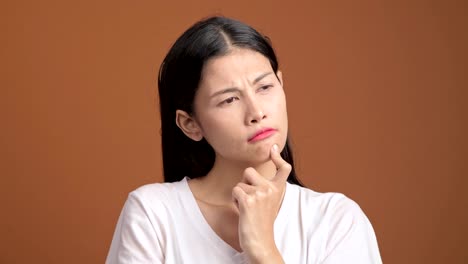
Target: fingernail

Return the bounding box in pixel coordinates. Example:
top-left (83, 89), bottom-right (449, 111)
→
top-left (272, 144), bottom-right (278, 152)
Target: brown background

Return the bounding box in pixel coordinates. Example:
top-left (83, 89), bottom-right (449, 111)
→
top-left (1, 0), bottom-right (467, 263)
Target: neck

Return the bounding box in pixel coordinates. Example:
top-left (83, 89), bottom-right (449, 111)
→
top-left (190, 156), bottom-right (277, 206)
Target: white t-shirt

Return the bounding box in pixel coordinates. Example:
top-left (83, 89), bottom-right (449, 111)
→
top-left (106, 177), bottom-right (382, 263)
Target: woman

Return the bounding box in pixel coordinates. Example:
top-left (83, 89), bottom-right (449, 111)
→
top-left (106, 16), bottom-right (382, 263)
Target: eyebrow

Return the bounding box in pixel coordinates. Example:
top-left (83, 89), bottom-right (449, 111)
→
top-left (210, 72), bottom-right (274, 98)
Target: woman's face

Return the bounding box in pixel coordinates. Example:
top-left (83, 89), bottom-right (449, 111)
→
top-left (193, 48), bottom-right (288, 166)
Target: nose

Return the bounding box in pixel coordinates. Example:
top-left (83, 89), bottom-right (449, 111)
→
top-left (245, 97), bottom-right (266, 125)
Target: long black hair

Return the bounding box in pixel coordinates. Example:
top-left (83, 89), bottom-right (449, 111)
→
top-left (158, 16), bottom-right (303, 186)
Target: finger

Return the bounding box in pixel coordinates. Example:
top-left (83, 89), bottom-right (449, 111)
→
top-left (235, 182), bottom-right (256, 194)
top-left (232, 185), bottom-right (248, 213)
top-left (270, 144), bottom-right (292, 184)
top-left (242, 167), bottom-right (267, 186)
top-left (232, 185), bottom-right (245, 204)
top-left (230, 193), bottom-right (241, 215)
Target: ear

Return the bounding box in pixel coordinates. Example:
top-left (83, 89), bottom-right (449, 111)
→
top-left (276, 70), bottom-right (283, 86)
top-left (175, 110), bottom-right (203, 141)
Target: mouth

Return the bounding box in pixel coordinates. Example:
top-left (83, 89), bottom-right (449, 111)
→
top-left (248, 128), bottom-right (277, 142)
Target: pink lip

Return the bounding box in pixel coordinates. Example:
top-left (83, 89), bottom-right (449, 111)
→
top-left (248, 128), bottom-right (277, 142)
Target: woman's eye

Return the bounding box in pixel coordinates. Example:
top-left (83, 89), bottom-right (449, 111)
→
top-left (220, 96), bottom-right (238, 105)
top-left (259, 84), bottom-right (273, 91)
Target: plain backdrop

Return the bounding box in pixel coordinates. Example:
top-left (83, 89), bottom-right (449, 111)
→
top-left (1, 0), bottom-right (467, 263)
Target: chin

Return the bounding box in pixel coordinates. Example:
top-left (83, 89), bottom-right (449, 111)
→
top-left (246, 146), bottom-right (273, 165)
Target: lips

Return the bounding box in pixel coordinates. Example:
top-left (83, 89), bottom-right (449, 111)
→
top-left (248, 128), bottom-right (277, 142)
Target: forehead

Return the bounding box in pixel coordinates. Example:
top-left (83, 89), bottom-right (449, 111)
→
top-left (200, 48), bottom-right (273, 88)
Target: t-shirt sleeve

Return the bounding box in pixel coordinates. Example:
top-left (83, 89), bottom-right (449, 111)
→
top-left (105, 192), bottom-right (165, 264)
top-left (320, 195), bottom-right (382, 264)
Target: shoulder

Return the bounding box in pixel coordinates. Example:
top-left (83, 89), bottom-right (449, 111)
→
top-left (287, 184), bottom-right (381, 262)
top-left (106, 180), bottom-right (188, 263)
top-left (288, 183), bottom-right (362, 217)
top-left (122, 178), bottom-right (188, 217)
top-left (287, 183), bottom-right (378, 243)
top-left (129, 179), bottom-right (184, 200)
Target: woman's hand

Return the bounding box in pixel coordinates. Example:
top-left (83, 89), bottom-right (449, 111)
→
top-left (232, 144), bottom-right (291, 264)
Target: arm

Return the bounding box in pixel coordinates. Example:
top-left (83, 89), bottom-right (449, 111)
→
top-left (320, 197), bottom-right (382, 264)
top-left (106, 193), bottom-right (164, 264)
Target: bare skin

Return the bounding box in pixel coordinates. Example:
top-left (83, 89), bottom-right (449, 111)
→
top-left (177, 48), bottom-right (290, 263)
top-left (188, 145), bottom-right (291, 264)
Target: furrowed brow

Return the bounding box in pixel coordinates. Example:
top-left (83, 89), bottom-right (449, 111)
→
top-left (210, 72), bottom-right (273, 98)
top-left (210, 87), bottom-right (241, 98)
top-left (253, 72), bottom-right (273, 84)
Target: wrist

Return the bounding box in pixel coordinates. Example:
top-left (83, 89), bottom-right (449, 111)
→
top-left (247, 245), bottom-right (284, 264)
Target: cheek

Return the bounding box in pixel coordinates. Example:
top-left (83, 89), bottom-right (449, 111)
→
top-left (197, 112), bottom-right (239, 146)
top-left (268, 91), bottom-right (287, 119)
